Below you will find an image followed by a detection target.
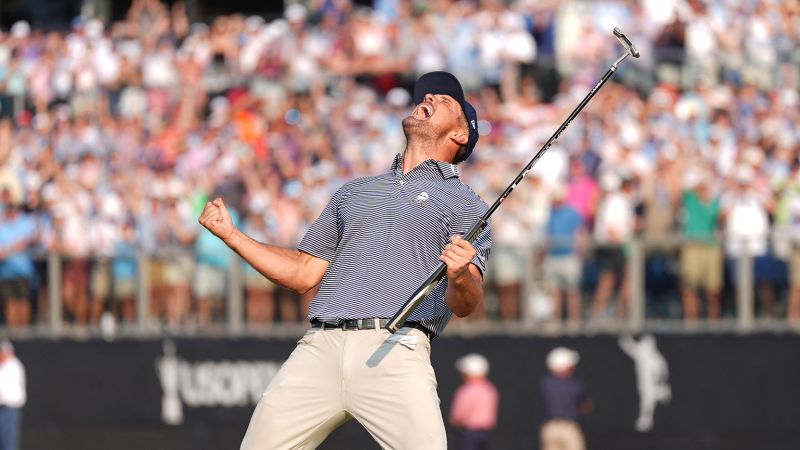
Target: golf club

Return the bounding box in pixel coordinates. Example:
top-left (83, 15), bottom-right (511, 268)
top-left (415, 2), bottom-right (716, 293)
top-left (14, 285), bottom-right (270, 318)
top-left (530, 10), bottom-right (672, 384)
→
top-left (386, 27), bottom-right (640, 333)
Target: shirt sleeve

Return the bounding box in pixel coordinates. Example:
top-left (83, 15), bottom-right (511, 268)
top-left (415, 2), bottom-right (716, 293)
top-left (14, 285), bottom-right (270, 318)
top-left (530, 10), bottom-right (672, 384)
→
top-left (451, 198), bottom-right (492, 276)
top-left (471, 223), bottom-right (492, 276)
top-left (297, 185), bottom-right (347, 262)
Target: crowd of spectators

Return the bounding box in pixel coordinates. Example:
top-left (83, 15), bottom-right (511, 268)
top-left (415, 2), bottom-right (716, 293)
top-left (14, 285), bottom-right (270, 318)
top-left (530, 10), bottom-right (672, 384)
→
top-left (1, 0), bottom-right (799, 331)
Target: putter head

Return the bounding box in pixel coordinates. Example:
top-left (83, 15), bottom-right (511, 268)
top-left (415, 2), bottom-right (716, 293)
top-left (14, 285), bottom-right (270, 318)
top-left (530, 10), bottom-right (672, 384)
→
top-left (613, 27), bottom-right (640, 58)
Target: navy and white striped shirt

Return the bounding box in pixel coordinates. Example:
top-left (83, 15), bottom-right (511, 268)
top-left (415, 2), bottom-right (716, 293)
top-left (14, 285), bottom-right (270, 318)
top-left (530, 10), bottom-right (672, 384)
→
top-left (298, 154), bottom-right (492, 337)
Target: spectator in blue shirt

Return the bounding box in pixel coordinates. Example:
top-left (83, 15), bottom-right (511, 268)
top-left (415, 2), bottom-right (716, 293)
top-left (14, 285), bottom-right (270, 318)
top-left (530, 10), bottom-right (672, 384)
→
top-left (544, 185), bottom-right (585, 327)
top-left (112, 220), bottom-right (139, 324)
top-left (0, 190), bottom-right (36, 327)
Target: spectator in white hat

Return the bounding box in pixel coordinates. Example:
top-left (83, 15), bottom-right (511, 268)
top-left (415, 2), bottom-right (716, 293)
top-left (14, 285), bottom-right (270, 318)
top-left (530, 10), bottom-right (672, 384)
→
top-left (0, 340), bottom-right (25, 450)
top-left (449, 353), bottom-right (499, 450)
top-left (540, 347), bottom-right (591, 450)
top-left (722, 165), bottom-right (775, 317)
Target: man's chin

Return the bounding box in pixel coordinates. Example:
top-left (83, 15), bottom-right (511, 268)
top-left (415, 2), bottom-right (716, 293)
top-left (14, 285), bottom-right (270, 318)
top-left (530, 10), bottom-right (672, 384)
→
top-left (402, 115), bottom-right (427, 131)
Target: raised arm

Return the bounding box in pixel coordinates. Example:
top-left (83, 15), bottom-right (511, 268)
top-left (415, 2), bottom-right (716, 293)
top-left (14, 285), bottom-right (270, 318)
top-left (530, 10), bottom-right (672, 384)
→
top-left (198, 198), bottom-right (329, 293)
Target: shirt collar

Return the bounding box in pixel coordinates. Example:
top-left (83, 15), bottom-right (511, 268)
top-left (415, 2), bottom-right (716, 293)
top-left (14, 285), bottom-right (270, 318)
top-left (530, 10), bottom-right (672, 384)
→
top-left (390, 154), bottom-right (460, 180)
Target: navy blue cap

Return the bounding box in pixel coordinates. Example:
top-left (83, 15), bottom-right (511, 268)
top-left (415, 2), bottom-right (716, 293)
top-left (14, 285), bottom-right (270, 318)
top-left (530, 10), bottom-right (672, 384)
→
top-left (413, 71), bottom-right (479, 161)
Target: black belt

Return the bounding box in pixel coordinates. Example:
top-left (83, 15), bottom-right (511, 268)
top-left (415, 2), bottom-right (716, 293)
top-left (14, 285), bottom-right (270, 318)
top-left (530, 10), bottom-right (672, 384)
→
top-left (310, 318), bottom-right (432, 338)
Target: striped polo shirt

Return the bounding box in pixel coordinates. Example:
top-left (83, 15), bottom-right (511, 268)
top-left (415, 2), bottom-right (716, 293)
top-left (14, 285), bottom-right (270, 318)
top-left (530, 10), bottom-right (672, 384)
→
top-left (298, 154), bottom-right (492, 337)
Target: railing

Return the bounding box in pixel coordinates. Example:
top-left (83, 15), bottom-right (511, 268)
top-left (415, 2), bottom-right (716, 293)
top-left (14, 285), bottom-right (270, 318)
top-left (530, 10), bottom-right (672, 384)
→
top-left (6, 250), bottom-right (313, 339)
top-left (449, 233), bottom-right (797, 336)
top-left (4, 234), bottom-right (799, 338)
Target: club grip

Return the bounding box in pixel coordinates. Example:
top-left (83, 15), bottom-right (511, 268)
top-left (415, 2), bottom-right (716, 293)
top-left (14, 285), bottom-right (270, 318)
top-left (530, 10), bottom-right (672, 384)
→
top-left (385, 219), bottom-right (488, 333)
top-left (385, 263), bottom-right (447, 333)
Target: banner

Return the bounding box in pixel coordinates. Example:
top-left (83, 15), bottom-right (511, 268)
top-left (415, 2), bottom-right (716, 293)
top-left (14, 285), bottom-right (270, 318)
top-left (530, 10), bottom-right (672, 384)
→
top-left (14, 333), bottom-right (800, 450)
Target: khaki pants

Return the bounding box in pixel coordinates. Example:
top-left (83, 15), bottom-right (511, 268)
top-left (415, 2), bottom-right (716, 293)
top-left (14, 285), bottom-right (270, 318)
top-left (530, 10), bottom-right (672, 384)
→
top-left (680, 242), bottom-right (722, 291)
top-left (541, 420), bottom-right (585, 450)
top-left (240, 325), bottom-right (445, 450)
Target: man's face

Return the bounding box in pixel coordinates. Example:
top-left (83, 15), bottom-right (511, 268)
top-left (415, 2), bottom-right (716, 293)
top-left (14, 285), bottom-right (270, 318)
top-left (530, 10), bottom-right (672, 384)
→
top-left (402, 93), bottom-right (465, 141)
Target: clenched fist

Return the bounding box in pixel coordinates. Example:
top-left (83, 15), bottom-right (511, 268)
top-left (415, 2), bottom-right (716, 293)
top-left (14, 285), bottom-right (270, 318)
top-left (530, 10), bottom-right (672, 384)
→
top-left (198, 197), bottom-right (236, 242)
top-left (439, 235), bottom-right (477, 281)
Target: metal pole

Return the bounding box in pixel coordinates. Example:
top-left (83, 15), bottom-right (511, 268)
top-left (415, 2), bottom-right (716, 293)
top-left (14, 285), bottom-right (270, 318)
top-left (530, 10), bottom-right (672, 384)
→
top-left (521, 243), bottom-right (536, 326)
top-left (737, 244), bottom-right (754, 332)
top-left (627, 239), bottom-right (645, 332)
top-left (47, 252), bottom-right (62, 335)
top-left (227, 259), bottom-right (244, 335)
top-left (136, 252), bottom-right (151, 334)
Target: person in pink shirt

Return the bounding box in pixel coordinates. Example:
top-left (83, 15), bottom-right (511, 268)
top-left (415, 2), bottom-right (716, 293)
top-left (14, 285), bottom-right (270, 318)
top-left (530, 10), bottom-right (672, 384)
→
top-left (449, 353), bottom-right (500, 450)
top-left (566, 156), bottom-right (600, 225)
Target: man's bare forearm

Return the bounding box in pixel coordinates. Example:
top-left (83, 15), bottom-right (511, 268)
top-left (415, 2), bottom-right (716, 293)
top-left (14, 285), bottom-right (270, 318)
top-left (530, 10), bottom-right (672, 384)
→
top-left (224, 229), bottom-right (328, 294)
top-left (445, 264), bottom-right (484, 317)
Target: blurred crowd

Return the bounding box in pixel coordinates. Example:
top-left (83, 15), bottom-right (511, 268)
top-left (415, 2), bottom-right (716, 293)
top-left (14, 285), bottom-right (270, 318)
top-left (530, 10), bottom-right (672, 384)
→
top-left (1, 0), bottom-right (800, 330)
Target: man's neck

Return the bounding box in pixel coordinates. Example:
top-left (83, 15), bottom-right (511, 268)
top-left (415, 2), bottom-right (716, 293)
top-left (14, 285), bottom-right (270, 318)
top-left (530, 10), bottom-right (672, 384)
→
top-left (402, 143), bottom-right (451, 174)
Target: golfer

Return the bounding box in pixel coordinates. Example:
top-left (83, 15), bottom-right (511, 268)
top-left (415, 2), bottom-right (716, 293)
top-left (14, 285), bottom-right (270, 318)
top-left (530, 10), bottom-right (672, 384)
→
top-left (199, 71), bottom-right (492, 449)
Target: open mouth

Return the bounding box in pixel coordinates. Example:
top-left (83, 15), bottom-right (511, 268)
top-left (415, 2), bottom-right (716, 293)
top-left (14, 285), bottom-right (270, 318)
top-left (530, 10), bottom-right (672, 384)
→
top-left (414, 103), bottom-right (433, 119)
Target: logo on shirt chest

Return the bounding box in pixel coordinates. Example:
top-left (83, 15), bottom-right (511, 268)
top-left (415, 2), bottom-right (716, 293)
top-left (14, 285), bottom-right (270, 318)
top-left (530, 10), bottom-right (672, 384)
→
top-left (414, 192), bottom-right (430, 205)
